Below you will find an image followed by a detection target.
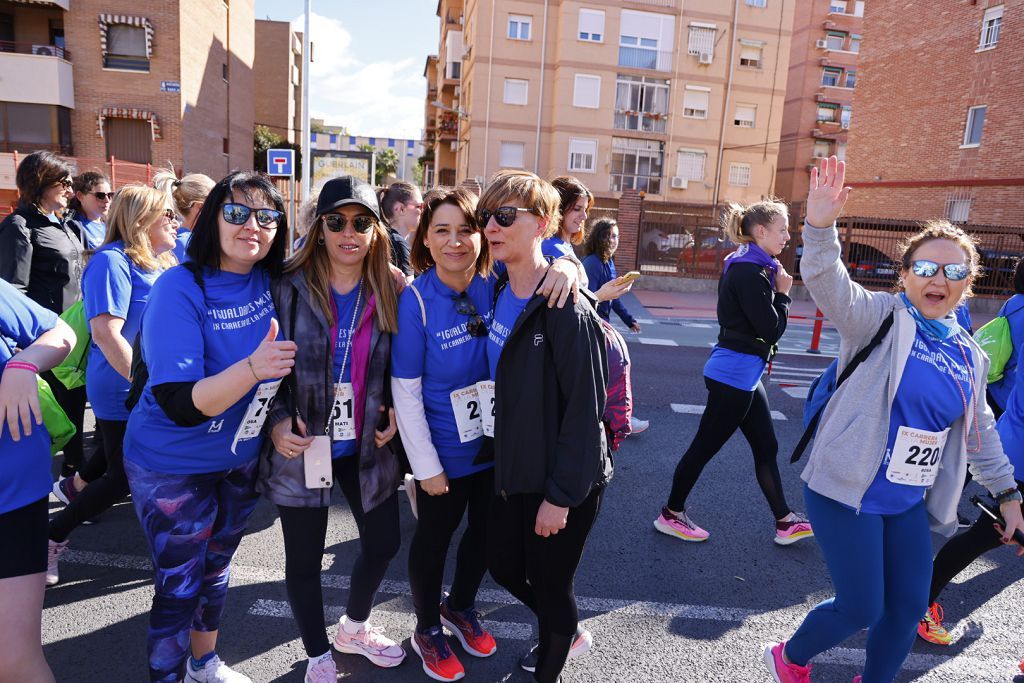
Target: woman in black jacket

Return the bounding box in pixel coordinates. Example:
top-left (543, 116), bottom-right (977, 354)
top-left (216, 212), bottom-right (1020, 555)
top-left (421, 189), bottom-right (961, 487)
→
top-left (482, 170), bottom-right (609, 683)
top-left (654, 199), bottom-right (813, 546)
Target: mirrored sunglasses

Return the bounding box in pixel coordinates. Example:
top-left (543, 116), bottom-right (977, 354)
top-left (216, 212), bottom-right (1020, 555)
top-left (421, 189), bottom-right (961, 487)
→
top-left (222, 203), bottom-right (283, 229)
top-left (911, 260), bottom-right (970, 281)
top-left (454, 292), bottom-right (488, 337)
top-left (477, 206), bottom-right (533, 228)
top-left (322, 214), bottom-right (377, 234)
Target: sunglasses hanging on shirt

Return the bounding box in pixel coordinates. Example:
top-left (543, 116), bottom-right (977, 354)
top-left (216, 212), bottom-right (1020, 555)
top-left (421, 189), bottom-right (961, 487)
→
top-left (453, 292), bottom-right (488, 337)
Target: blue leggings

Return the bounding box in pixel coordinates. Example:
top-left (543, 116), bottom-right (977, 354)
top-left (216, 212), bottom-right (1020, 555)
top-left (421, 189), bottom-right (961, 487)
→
top-left (786, 486), bottom-right (931, 683)
top-left (125, 458), bottom-right (260, 682)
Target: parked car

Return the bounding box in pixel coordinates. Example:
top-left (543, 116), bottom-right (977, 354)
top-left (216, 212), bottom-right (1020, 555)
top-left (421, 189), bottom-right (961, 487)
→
top-left (640, 227), bottom-right (693, 263)
top-left (676, 227), bottom-right (735, 275)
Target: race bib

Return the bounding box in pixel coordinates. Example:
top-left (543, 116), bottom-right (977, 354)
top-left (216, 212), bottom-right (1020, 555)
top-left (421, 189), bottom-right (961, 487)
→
top-left (330, 382), bottom-right (356, 441)
top-left (450, 385), bottom-right (483, 443)
top-left (886, 426), bottom-right (950, 487)
top-left (476, 380), bottom-right (496, 438)
top-left (231, 379), bottom-right (282, 454)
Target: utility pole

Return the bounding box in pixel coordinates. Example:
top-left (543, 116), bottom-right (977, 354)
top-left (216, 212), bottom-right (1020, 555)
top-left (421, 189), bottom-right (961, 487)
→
top-left (301, 0), bottom-right (311, 201)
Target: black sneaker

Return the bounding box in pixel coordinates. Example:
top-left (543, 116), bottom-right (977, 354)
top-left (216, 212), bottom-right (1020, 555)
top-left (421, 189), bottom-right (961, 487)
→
top-left (518, 627), bottom-right (593, 673)
top-left (957, 514), bottom-right (972, 529)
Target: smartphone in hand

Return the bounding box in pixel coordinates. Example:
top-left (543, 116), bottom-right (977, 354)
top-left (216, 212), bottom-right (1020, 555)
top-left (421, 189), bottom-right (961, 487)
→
top-left (614, 271), bottom-right (642, 286)
top-left (970, 494), bottom-right (1024, 545)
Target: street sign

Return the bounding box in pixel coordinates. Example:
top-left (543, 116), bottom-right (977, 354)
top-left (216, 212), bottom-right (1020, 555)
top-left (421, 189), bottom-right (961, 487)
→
top-left (266, 148), bottom-right (295, 177)
top-left (160, 80), bottom-right (181, 92)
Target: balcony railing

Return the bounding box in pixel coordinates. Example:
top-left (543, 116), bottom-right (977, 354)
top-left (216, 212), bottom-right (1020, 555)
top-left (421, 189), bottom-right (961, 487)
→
top-left (624, 0), bottom-right (679, 8)
top-left (614, 110), bottom-right (668, 134)
top-left (0, 41), bottom-right (71, 61)
top-left (617, 47), bottom-right (672, 72)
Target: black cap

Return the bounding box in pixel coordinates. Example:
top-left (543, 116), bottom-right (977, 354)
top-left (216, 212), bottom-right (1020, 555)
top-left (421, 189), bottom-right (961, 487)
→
top-left (315, 176), bottom-right (381, 220)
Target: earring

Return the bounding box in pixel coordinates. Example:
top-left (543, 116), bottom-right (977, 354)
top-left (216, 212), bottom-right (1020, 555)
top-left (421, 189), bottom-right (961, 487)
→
top-left (317, 236), bottom-right (325, 245)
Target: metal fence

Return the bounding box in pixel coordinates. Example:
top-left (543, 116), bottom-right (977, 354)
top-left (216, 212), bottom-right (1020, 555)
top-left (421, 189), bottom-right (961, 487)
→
top-left (637, 201), bottom-right (724, 277)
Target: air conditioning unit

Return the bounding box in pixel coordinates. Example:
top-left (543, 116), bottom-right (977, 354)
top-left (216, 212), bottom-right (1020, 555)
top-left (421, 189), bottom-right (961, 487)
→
top-left (698, 52), bottom-right (713, 65)
top-left (670, 176), bottom-right (688, 190)
top-left (816, 39), bottom-right (829, 49)
top-left (32, 44), bottom-right (56, 56)
top-left (841, 121), bottom-right (850, 130)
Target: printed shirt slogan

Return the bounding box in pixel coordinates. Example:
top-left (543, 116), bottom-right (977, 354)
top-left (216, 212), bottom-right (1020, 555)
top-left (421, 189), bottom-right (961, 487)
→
top-left (209, 289), bottom-right (274, 332)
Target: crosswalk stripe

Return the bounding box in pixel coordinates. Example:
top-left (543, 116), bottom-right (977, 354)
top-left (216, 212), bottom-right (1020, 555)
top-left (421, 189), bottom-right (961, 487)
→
top-left (636, 337), bottom-right (678, 346)
top-left (671, 403), bottom-right (787, 421)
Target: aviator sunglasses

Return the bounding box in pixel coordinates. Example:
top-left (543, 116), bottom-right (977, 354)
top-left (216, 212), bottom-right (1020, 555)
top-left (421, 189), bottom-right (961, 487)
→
top-left (322, 214), bottom-right (378, 234)
top-left (910, 260), bottom-right (970, 281)
top-left (222, 203), bottom-right (283, 229)
top-left (453, 292), bottom-right (488, 337)
top-left (477, 206), bottom-right (534, 228)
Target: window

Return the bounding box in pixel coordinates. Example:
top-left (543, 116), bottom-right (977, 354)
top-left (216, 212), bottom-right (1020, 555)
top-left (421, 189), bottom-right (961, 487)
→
top-left (573, 74), bottom-right (601, 108)
top-left (615, 75), bottom-right (669, 133)
top-left (349, 136), bottom-right (357, 145)
top-left (962, 105), bottom-right (986, 146)
top-left (620, 10), bottom-right (675, 71)
top-left (369, 137), bottom-right (376, 145)
top-left (578, 8), bottom-right (604, 42)
top-left (676, 149), bottom-right (706, 182)
top-left (821, 67), bottom-right (842, 87)
top-left (610, 137), bottom-right (663, 194)
top-left (728, 163), bottom-right (752, 187)
top-left (500, 141), bottom-right (525, 168)
top-left (688, 24), bottom-right (716, 58)
top-left (836, 141), bottom-right (848, 161)
top-left (105, 24), bottom-right (148, 70)
top-left (816, 103), bottom-right (838, 122)
top-left (105, 117), bottom-right (152, 164)
top-left (826, 32), bottom-right (846, 50)
top-left (812, 139), bottom-right (831, 158)
top-left (746, 0), bottom-right (767, 6)
top-left (503, 78), bottom-right (528, 105)
top-left (734, 104), bottom-right (756, 128)
top-left (849, 34), bottom-right (862, 52)
top-left (508, 14), bottom-right (531, 40)
top-left (222, 63), bottom-right (229, 81)
top-left (979, 5), bottom-right (1003, 49)
top-left (568, 138), bottom-right (598, 173)
top-left (830, 0), bottom-right (848, 13)
top-left (329, 133), bottom-right (337, 144)
top-left (682, 85), bottom-right (710, 119)
top-left (946, 197), bottom-right (971, 223)
top-left (739, 41), bottom-right (764, 68)
top-left (619, 35), bottom-right (658, 69)
top-left (844, 70), bottom-right (857, 88)
top-left (222, 137), bottom-right (229, 155)
top-left (388, 138), bottom-right (395, 147)
top-left (853, 1), bottom-right (865, 16)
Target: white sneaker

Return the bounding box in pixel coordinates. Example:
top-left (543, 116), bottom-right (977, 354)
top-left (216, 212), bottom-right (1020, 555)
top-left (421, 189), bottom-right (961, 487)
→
top-left (333, 616), bottom-right (406, 668)
top-left (404, 473), bottom-right (419, 519)
top-left (46, 539), bottom-right (68, 587)
top-left (630, 417), bottom-right (650, 434)
top-left (304, 652), bottom-right (337, 683)
top-left (184, 654), bottom-right (252, 682)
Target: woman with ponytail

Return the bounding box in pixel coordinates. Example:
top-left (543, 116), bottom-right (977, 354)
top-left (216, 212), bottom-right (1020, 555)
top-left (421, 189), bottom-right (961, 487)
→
top-left (153, 168), bottom-right (215, 263)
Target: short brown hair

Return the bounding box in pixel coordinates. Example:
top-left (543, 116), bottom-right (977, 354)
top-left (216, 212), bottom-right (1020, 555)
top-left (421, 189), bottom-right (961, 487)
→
top-left (410, 188), bottom-right (491, 276)
top-left (898, 220), bottom-right (981, 299)
top-left (15, 151), bottom-right (74, 209)
top-left (551, 176), bottom-right (594, 246)
top-left (478, 170), bottom-right (561, 239)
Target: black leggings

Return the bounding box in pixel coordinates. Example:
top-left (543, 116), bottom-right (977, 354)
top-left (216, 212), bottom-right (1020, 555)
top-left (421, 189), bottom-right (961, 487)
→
top-left (44, 372), bottom-right (87, 477)
top-left (49, 418), bottom-right (128, 542)
top-left (489, 487), bottom-right (603, 683)
top-left (667, 378), bottom-right (790, 519)
top-left (277, 455), bottom-right (401, 658)
top-left (929, 479), bottom-right (1024, 606)
top-left (409, 467), bottom-right (493, 631)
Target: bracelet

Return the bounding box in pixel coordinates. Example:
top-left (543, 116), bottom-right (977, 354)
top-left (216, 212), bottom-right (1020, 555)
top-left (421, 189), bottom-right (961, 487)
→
top-left (5, 360), bottom-right (39, 374)
top-left (994, 487), bottom-right (1023, 504)
top-left (246, 355), bottom-right (261, 381)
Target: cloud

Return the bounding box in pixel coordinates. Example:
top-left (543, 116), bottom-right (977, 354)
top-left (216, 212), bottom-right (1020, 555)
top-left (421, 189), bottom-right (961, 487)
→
top-left (291, 13), bottom-right (425, 140)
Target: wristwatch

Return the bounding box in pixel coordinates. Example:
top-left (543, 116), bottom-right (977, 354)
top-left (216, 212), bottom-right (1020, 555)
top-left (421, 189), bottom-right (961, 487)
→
top-left (994, 487), bottom-right (1024, 505)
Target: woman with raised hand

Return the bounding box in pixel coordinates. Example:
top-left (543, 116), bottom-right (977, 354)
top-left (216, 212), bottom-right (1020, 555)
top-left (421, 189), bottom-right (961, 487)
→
top-left (0, 279), bottom-right (75, 683)
top-left (763, 157), bottom-right (1024, 683)
top-left (377, 181), bottom-right (424, 277)
top-left (66, 171), bottom-right (113, 250)
top-left (153, 168), bottom-right (216, 263)
top-left (655, 198), bottom-right (811, 545)
top-left (123, 171), bottom-right (293, 683)
top-left (259, 175), bottom-right (404, 683)
top-left (46, 185), bottom-right (179, 586)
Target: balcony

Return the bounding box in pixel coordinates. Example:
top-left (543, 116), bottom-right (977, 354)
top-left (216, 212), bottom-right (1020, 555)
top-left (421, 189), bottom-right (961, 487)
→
top-left (614, 110), bottom-right (668, 134)
top-left (617, 46), bottom-right (672, 72)
top-left (0, 48), bottom-right (74, 108)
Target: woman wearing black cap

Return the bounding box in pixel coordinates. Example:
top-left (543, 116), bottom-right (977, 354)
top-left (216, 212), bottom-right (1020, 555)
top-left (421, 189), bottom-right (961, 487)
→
top-left (258, 175), bottom-right (405, 682)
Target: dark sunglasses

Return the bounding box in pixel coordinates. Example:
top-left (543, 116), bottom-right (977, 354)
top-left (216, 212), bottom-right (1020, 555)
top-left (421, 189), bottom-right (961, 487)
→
top-left (477, 206), bottom-right (534, 228)
top-left (322, 214), bottom-right (377, 234)
top-left (454, 292), bottom-right (488, 337)
top-left (222, 203), bottom-right (283, 229)
top-left (91, 191), bottom-right (114, 201)
top-left (56, 178), bottom-right (73, 189)
top-left (911, 260), bottom-right (970, 281)
top-left (162, 208), bottom-right (178, 221)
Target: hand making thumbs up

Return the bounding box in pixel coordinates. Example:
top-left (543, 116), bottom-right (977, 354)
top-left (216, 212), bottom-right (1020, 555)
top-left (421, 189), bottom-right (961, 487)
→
top-left (246, 318), bottom-right (297, 381)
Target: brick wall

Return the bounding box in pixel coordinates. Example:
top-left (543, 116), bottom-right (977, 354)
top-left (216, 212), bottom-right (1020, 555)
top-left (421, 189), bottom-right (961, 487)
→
top-left (254, 20), bottom-right (294, 143)
top-left (614, 189), bottom-right (642, 273)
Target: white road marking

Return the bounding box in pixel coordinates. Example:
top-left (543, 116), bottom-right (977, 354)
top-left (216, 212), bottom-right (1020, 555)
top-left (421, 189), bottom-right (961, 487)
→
top-left (636, 337), bottom-right (678, 346)
top-left (683, 322), bottom-right (715, 329)
top-left (781, 386), bottom-right (810, 399)
top-left (671, 404), bottom-right (787, 421)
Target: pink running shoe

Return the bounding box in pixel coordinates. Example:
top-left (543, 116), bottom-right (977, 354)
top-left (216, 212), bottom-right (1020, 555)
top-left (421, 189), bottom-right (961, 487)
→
top-left (653, 507), bottom-right (709, 542)
top-left (333, 617), bottom-right (406, 668)
top-left (775, 513), bottom-right (814, 546)
top-left (763, 642), bottom-right (812, 683)
top-left (852, 676), bottom-right (862, 683)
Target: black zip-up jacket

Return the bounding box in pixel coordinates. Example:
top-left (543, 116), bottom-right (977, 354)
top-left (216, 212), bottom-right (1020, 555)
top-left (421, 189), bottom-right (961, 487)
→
top-left (0, 206), bottom-right (84, 314)
top-left (491, 286), bottom-right (611, 508)
top-left (715, 262), bottom-right (791, 361)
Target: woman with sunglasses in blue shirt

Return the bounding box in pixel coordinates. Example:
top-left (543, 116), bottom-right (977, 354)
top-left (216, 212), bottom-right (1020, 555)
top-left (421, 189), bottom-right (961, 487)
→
top-left (763, 157), bottom-right (1023, 683)
top-left (123, 171), bottom-right (295, 683)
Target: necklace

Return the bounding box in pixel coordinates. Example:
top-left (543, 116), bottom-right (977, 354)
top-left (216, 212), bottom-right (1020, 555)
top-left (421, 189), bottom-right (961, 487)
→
top-left (328, 280), bottom-right (363, 436)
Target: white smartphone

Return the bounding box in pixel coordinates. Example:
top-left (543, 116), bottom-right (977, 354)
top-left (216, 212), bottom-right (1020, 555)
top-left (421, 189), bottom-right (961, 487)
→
top-left (303, 436), bottom-right (333, 489)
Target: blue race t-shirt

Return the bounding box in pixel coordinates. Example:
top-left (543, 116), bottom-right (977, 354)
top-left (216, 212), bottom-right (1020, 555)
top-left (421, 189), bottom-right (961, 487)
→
top-left (173, 227), bottom-right (191, 263)
top-left (82, 218), bottom-right (106, 249)
top-left (392, 269), bottom-right (495, 478)
top-left (542, 237), bottom-right (575, 261)
top-left (0, 279), bottom-right (58, 514)
top-left (860, 331), bottom-right (975, 514)
top-left (487, 285), bottom-right (532, 381)
top-left (330, 285), bottom-right (362, 459)
top-left (996, 339), bottom-right (1024, 480)
top-left (988, 294), bottom-right (1024, 411)
top-left (123, 265), bottom-right (278, 474)
top-left (82, 241), bottom-right (162, 421)
top-left (703, 346), bottom-right (766, 391)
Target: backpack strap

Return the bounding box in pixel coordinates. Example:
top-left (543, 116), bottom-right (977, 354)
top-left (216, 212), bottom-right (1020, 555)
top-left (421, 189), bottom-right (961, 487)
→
top-left (407, 283), bottom-right (426, 326)
top-left (790, 310), bottom-right (894, 464)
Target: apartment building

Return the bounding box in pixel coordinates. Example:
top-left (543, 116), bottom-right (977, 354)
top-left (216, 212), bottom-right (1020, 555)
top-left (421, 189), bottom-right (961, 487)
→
top-left (254, 19), bottom-right (303, 146)
top-left (843, 0), bottom-right (1023, 226)
top-left (309, 120), bottom-right (424, 183)
top-left (775, 0), bottom-right (863, 206)
top-left (0, 0), bottom-right (254, 183)
top-left (425, 0), bottom-right (795, 205)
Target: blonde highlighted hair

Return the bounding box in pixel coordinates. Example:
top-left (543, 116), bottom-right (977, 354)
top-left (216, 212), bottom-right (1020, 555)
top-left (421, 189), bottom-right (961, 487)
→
top-left (722, 198), bottom-right (789, 244)
top-left (898, 220), bottom-right (981, 299)
top-left (479, 170), bottom-right (561, 239)
top-left (103, 184), bottom-right (178, 272)
top-left (153, 167), bottom-right (215, 217)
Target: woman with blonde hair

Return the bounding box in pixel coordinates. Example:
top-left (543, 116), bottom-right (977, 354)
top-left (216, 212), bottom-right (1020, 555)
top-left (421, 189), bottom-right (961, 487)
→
top-left (47, 184), bottom-right (179, 586)
top-left (153, 168), bottom-right (215, 262)
top-left (259, 175), bottom-right (405, 682)
top-left (654, 198), bottom-right (813, 545)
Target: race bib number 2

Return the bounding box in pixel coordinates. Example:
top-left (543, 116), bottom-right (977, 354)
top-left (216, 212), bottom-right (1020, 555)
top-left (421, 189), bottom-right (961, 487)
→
top-left (450, 385), bottom-right (483, 443)
top-left (476, 380), bottom-right (496, 438)
top-left (886, 425), bottom-right (949, 487)
top-left (231, 379), bottom-right (282, 454)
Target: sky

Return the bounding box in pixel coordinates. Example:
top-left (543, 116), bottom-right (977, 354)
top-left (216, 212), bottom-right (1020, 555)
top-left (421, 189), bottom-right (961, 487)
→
top-left (254, 0), bottom-right (439, 141)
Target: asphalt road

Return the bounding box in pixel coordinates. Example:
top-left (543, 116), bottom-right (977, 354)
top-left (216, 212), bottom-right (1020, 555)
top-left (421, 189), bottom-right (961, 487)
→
top-left (41, 314), bottom-right (1024, 683)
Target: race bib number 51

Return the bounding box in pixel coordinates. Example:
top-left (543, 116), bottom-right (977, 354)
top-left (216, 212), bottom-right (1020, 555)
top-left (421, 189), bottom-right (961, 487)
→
top-left (886, 426), bottom-right (950, 487)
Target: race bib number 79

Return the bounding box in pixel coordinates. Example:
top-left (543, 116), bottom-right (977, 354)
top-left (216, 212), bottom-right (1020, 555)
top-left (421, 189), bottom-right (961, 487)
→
top-left (231, 379), bottom-right (282, 454)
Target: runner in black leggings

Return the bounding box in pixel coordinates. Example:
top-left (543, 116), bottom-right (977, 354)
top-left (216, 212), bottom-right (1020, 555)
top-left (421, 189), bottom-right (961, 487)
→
top-left (655, 199), bottom-right (813, 545)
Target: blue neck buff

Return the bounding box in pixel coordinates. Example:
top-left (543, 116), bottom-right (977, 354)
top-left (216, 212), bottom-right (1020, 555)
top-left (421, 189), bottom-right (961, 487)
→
top-left (723, 242), bottom-right (779, 288)
top-left (899, 292), bottom-right (962, 341)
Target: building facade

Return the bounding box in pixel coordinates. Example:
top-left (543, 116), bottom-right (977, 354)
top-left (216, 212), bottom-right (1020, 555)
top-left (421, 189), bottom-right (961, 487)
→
top-left (774, 0), bottom-right (863, 206)
top-left (425, 0), bottom-right (795, 206)
top-left (310, 119), bottom-right (424, 184)
top-left (254, 19), bottom-right (302, 146)
top-left (843, 0), bottom-right (1023, 226)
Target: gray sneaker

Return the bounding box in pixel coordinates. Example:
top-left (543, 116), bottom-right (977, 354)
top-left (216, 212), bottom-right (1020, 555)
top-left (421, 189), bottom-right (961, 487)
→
top-left (518, 627), bottom-right (593, 673)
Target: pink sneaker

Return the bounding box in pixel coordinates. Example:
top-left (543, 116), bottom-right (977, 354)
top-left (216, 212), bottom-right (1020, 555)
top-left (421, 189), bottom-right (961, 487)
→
top-left (653, 507), bottom-right (709, 542)
top-left (333, 617), bottom-right (406, 668)
top-left (852, 676), bottom-right (862, 683)
top-left (46, 539), bottom-right (68, 587)
top-left (762, 642), bottom-right (812, 683)
top-left (775, 513), bottom-right (814, 546)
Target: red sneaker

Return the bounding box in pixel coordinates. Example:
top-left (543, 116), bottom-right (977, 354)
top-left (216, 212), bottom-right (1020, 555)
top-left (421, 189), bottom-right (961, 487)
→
top-left (439, 595), bottom-right (497, 658)
top-left (411, 626), bottom-right (464, 682)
